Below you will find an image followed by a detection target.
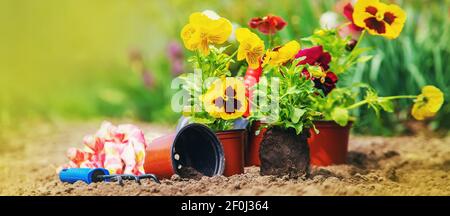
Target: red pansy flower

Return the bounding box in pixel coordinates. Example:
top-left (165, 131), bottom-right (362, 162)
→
top-left (295, 46), bottom-right (338, 95)
top-left (295, 46), bottom-right (332, 71)
top-left (313, 72), bottom-right (338, 95)
top-left (248, 15), bottom-right (287, 35)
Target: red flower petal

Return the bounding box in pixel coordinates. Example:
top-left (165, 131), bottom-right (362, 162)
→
top-left (270, 15), bottom-right (287, 30)
top-left (343, 3), bottom-right (354, 21)
top-left (295, 46), bottom-right (331, 70)
top-left (295, 46), bottom-right (324, 65)
top-left (248, 17), bottom-right (263, 28)
top-left (342, 3), bottom-right (364, 32)
top-left (301, 70), bottom-right (311, 79)
top-left (318, 52), bottom-right (332, 71)
top-left (325, 72), bottom-right (338, 83)
top-left (248, 15), bottom-right (287, 35)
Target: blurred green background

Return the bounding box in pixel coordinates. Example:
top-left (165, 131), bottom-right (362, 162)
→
top-left (1, 0), bottom-right (449, 135)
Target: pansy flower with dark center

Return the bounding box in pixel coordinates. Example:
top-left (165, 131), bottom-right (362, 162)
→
top-left (313, 72), bottom-right (338, 95)
top-left (295, 46), bottom-right (332, 79)
top-left (353, 0), bottom-right (406, 39)
top-left (213, 86), bottom-right (243, 114)
top-left (248, 15), bottom-right (287, 35)
top-left (295, 46), bottom-right (337, 95)
top-left (295, 46), bottom-right (332, 71)
top-left (202, 78), bottom-right (247, 120)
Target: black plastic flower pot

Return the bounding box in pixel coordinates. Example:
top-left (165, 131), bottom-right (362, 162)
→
top-left (144, 123), bottom-right (225, 179)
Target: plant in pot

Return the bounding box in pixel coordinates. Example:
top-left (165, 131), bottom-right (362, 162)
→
top-left (242, 14), bottom-right (288, 167)
top-left (298, 0), bottom-right (445, 166)
top-left (246, 38), bottom-right (322, 177)
top-left (176, 11), bottom-right (250, 176)
top-left (245, 0), bottom-right (445, 167)
top-left (308, 81), bottom-right (445, 165)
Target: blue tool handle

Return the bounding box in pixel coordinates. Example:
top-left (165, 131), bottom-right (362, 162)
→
top-left (59, 168), bottom-right (109, 184)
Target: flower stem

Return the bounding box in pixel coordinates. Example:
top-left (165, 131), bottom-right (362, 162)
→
top-left (382, 95), bottom-right (417, 100)
top-left (346, 95), bottom-right (417, 110)
top-left (343, 30), bottom-right (366, 68)
top-left (216, 49), bottom-right (238, 72)
top-left (227, 49), bottom-right (238, 60)
top-left (346, 100), bottom-right (369, 110)
top-left (353, 30), bottom-right (366, 52)
top-left (268, 33), bottom-right (273, 48)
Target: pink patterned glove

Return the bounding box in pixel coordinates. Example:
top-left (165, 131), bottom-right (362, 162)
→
top-left (60, 121), bottom-right (149, 175)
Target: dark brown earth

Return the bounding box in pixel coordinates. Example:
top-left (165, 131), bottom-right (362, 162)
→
top-left (259, 127), bottom-right (310, 177)
top-left (0, 120), bottom-right (449, 196)
top-left (178, 166), bottom-right (204, 180)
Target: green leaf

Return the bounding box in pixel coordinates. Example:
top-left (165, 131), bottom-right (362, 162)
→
top-left (331, 107), bottom-right (349, 126)
top-left (291, 108), bottom-right (306, 124)
top-left (406, 63), bottom-right (426, 87)
top-left (294, 124), bottom-right (304, 135)
top-left (357, 55), bottom-right (373, 63)
top-left (191, 117), bottom-right (214, 124)
top-left (286, 121), bottom-right (304, 135)
top-left (285, 86), bottom-right (302, 96)
top-left (378, 99), bottom-right (394, 112)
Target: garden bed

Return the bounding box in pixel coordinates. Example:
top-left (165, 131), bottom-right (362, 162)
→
top-left (0, 121), bottom-right (449, 196)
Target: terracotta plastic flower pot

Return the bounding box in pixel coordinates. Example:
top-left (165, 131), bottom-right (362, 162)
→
top-left (144, 123), bottom-right (225, 179)
top-left (308, 121), bottom-right (353, 166)
top-left (245, 121), bottom-right (267, 167)
top-left (216, 129), bottom-right (246, 176)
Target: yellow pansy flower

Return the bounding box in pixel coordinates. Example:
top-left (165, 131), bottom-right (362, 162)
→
top-left (201, 77), bottom-right (247, 120)
top-left (181, 12), bottom-right (232, 55)
top-left (353, 0), bottom-right (406, 39)
top-left (236, 28), bottom-right (265, 69)
top-left (411, 85), bottom-right (444, 120)
top-left (262, 40), bottom-right (300, 66)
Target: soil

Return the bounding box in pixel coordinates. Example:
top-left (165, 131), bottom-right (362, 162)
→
top-left (259, 127), bottom-right (310, 177)
top-left (0, 120), bottom-right (449, 196)
top-left (177, 166), bottom-right (204, 180)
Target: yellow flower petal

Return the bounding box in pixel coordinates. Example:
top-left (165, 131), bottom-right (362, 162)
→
top-left (383, 4), bottom-right (407, 39)
top-left (236, 28), bottom-right (265, 69)
top-left (207, 18), bottom-right (233, 44)
top-left (411, 85), bottom-right (444, 120)
top-left (201, 79), bottom-right (223, 118)
top-left (422, 85), bottom-right (444, 112)
top-left (189, 12), bottom-right (210, 26)
top-left (235, 28), bottom-right (252, 42)
top-left (181, 24), bottom-right (199, 51)
top-left (180, 12), bottom-right (232, 55)
top-left (263, 40), bottom-right (300, 66)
